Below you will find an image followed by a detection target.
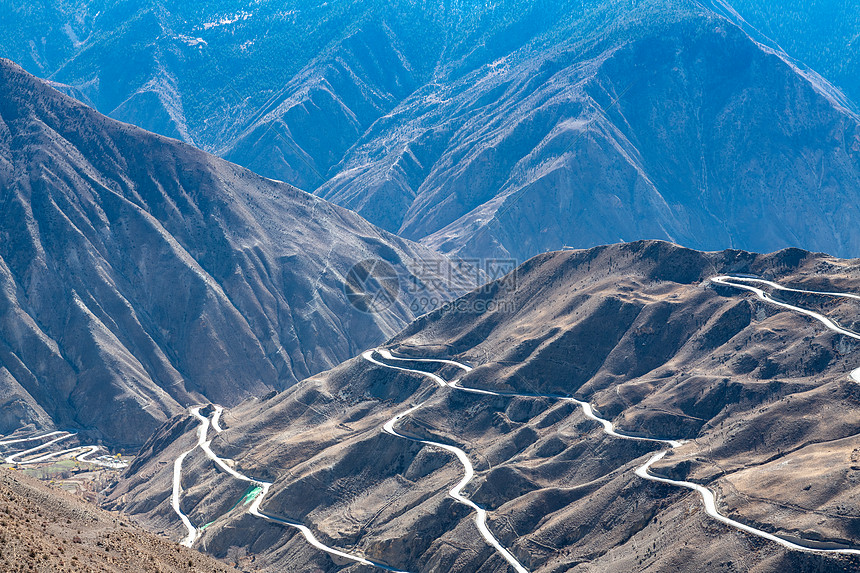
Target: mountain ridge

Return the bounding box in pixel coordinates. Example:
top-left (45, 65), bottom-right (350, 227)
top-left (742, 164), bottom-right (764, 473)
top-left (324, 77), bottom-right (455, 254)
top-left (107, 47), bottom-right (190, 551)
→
top-left (0, 57), bottom-right (471, 446)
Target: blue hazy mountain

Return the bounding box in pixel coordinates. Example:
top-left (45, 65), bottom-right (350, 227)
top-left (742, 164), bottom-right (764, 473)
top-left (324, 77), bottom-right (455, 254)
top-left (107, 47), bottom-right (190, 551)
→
top-left (722, 0), bottom-right (860, 110)
top-left (3, 1), bottom-right (860, 263)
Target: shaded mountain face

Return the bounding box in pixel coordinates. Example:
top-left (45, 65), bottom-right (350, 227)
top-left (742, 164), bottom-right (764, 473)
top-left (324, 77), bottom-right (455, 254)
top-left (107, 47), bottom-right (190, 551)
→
top-left (0, 0), bottom-right (454, 155)
top-left (5, 1), bottom-right (860, 261)
top-left (110, 241), bottom-right (860, 572)
top-left (0, 58), bottom-right (474, 446)
top-left (723, 0), bottom-right (860, 110)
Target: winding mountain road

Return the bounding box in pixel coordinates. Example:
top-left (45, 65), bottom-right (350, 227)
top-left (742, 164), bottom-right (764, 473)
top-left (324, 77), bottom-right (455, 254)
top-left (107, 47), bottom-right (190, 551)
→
top-left (712, 275), bottom-right (860, 384)
top-left (363, 274), bottom-right (860, 567)
top-left (365, 349), bottom-right (680, 572)
top-left (0, 431), bottom-right (127, 469)
top-left (712, 276), bottom-right (860, 342)
top-left (0, 431), bottom-right (67, 446)
top-left (172, 408), bottom-right (209, 547)
top-left (24, 445), bottom-right (100, 464)
top-left (715, 276), bottom-right (860, 302)
top-left (3, 432), bottom-right (75, 464)
top-left (380, 402), bottom-right (529, 573)
top-left (170, 405), bottom-right (408, 571)
top-left (167, 274), bottom-right (860, 569)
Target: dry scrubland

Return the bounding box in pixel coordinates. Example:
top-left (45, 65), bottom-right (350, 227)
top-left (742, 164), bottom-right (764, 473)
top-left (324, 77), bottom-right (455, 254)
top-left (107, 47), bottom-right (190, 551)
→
top-left (0, 469), bottom-right (236, 572)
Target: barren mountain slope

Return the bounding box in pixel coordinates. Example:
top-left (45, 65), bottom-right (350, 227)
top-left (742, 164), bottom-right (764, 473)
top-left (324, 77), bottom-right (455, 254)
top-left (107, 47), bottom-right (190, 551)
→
top-left (0, 58), bottom-right (471, 446)
top-left (109, 241), bottom-right (860, 572)
top-left (0, 468), bottom-right (236, 572)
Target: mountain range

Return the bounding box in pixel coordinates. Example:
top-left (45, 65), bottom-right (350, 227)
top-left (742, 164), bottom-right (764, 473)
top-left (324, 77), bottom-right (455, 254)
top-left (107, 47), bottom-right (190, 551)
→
top-left (3, 0), bottom-right (860, 262)
top-left (3, 2), bottom-right (860, 571)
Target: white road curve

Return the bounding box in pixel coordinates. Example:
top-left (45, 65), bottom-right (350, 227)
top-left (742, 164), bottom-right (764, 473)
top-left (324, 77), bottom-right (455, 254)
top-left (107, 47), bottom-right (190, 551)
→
top-left (377, 349), bottom-right (474, 372)
top-left (370, 350), bottom-right (501, 397)
top-left (173, 405), bottom-right (408, 571)
top-left (712, 276), bottom-right (860, 341)
top-left (210, 407), bottom-right (224, 434)
top-left (374, 351), bottom-right (681, 447)
top-left (246, 485), bottom-right (409, 572)
top-left (381, 403), bottom-right (528, 573)
top-left (712, 275), bottom-right (860, 384)
top-left (367, 350), bottom-right (529, 572)
top-left (364, 350), bottom-right (447, 387)
top-left (23, 445), bottom-right (100, 464)
top-left (75, 447), bottom-right (127, 468)
top-left (636, 451), bottom-right (860, 554)
top-left (172, 411), bottom-right (208, 547)
top-left (4, 432), bottom-right (75, 464)
top-left (0, 430), bottom-right (127, 468)
top-left (0, 431), bottom-right (67, 446)
top-left (12, 444), bottom-right (127, 469)
top-left (717, 276), bottom-right (860, 302)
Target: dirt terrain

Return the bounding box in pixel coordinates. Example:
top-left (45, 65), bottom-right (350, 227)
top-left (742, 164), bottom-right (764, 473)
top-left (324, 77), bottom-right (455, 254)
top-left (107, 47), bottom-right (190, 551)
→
top-left (108, 241), bottom-right (860, 571)
top-left (0, 468), bottom-right (237, 572)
